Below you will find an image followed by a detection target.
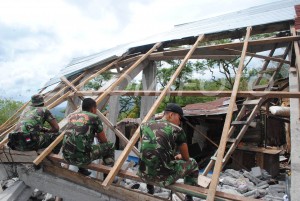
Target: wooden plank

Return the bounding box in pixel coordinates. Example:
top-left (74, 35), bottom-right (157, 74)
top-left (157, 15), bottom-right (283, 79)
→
top-left (102, 35), bottom-right (204, 188)
top-left (243, 99), bottom-right (261, 105)
top-left (45, 72), bottom-right (87, 107)
top-left (60, 76), bottom-right (79, 93)
top-left (0, 101), bottom-right (29, 132)
top-left (205, 35), bottom-right (300, 51)
top-left (237, 146), bottom-right (281, 155)
top-left (207, 27), bottom-right (252, 201)
top-left (73, 90), bottom-right (300, 98)
top-left (149, 55), bottom-right (239, 61)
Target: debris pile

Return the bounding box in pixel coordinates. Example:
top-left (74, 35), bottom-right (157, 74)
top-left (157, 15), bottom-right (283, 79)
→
top-left (218, 167), bottom-right (287, 200)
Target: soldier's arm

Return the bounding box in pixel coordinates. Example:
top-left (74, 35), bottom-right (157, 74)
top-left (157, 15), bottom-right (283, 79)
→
top-left (178, 143), bottom-right (190, 161)
top-left (96, 131), bottom-right (108, 143)
top-left (47, 119), bottom-right (59, 133)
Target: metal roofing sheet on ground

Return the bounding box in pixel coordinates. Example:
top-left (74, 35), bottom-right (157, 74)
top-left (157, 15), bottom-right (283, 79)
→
top-left (44, 0), bottom-right (300, 88)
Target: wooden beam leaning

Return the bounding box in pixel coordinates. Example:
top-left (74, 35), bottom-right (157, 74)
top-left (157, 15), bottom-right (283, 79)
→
top-left (74, 90), bottom-right (300, 98)
top-left (206, 27), bottom-right (252, 201)
top-left (45, 72), bottom-right (87, 107)
top-left (0, 102), bottom-right (29, 132)
top-left (102, 35), bottom-right (204, 188)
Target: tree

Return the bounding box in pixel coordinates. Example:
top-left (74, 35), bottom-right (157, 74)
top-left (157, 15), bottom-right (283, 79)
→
top-left (83, 71), bottom-right (113, 90)
top-left (118, 82), bottom-right (141, 120)
top-left (0, 98), bottom-right (23, 125)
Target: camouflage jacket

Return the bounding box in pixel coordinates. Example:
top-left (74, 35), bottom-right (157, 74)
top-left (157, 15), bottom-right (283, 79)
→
top-left (14, 106), bottom-right (55, 134)
top-left (62, 111), bottom-right (103, 157)
top-left (138, 119), bottom-right (187, 178)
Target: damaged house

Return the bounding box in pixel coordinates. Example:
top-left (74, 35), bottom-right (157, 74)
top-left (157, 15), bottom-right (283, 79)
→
top-left (0, 0), bottom-right (300, 200)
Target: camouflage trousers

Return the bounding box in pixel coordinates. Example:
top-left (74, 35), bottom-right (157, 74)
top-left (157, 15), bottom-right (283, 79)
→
top-left (38, 132), bottom-right (62, 154)
top-left (10, 132), bottom-right (62, 154)
top-left (63, 142), bottom-right (115, 167)
top-left (139, 158), bottom-right (198, 187)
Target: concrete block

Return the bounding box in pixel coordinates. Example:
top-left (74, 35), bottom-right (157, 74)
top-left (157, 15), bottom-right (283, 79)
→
top-left (225, 169), bottom-right (243, 179)
top-left (243, 171), bottom-right (262, 185)
top-left (0, 180), bottom-right (32, 201)
top-left (251, 166), bottom-right (262, 178)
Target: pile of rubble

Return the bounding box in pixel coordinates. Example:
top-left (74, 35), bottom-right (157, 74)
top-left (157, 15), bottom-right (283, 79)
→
top-left (218, 167), bottom-right (288, 200)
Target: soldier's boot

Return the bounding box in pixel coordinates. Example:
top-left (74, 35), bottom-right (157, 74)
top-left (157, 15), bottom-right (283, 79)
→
top-left (184, 195), bottom-right (193, 201)
top-left (78, 168), bottom-right (91, 176)
top-left (147, 184), bottom-right (154, 195)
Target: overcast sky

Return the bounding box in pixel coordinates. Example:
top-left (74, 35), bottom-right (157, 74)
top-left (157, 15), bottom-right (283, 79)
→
top-left (0, 0), bottom-right (279, 102)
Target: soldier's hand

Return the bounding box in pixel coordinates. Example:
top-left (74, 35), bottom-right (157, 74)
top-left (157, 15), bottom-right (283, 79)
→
top-left (175, 154), bottom-right (182, 160)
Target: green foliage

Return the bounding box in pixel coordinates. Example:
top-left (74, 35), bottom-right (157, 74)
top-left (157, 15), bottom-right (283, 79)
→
top-left (84, 71), bottom-right (112, 90)
top-left (118, 82), bottom-right (142, 120)
top-left (0, 98), bottom-right (23, 125)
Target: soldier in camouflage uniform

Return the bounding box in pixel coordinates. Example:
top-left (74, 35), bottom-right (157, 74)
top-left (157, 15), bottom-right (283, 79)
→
top-left (62, 98), bottom-right (114, 176)
top-left (137, 103), bottom-right (198, 201)
top-left (8, 94), bottom-right (61, 154)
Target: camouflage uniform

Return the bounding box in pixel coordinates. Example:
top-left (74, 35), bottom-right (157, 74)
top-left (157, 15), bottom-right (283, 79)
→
top-left (62, 111), bottom-right (115, 167)
top-left (137, 119), bottom-right (198, 187)
top-left (10, 106), bottom-right (60, 152)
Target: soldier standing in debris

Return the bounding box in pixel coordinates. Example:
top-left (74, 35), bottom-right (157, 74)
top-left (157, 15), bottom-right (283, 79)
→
top-left (8, 94), bottom-right (61, 154)
top-left (137, 103), bottom-right (198, 201)
top-left (62, 98), bottom-right (115, 176)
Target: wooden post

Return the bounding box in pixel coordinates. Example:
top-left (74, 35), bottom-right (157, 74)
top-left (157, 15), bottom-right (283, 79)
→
top-left (206, 27), bottom-right (252, 201)
top-left (102, 35), bottom-right (204, 188)
top-left (289, 25), bottom-right (300, 201)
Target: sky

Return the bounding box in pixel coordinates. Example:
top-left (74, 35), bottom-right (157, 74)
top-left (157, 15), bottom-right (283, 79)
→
top-left (0, 0), bottom-right (280, 102)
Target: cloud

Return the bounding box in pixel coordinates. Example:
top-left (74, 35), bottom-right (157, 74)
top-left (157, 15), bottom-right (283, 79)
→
top-left (0, 0), bottom-right (279, 101)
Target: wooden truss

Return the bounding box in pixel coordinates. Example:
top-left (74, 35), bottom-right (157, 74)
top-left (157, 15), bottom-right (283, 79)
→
top-left (1, 20), bottom-right (300, 201)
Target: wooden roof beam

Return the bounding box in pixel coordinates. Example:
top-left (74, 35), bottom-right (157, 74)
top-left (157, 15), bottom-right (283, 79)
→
top-left (73, 90), bottom-right (300, 98)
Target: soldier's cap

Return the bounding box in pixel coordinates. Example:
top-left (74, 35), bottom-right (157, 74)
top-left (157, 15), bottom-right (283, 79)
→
top-left (164, 103), bottom-right (188, 121)
top-left (31, 94), bottom-right (44, 106)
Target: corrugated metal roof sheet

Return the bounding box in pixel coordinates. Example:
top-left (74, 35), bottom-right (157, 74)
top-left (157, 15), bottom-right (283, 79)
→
top-left (183, 97), bottom-right (237, 116)
top-left (44, 0), bottom-right (300, 88)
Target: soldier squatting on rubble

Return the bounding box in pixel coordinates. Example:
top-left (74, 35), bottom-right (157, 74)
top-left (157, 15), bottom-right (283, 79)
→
top-left (137, 103), bottom-right (199, 201)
